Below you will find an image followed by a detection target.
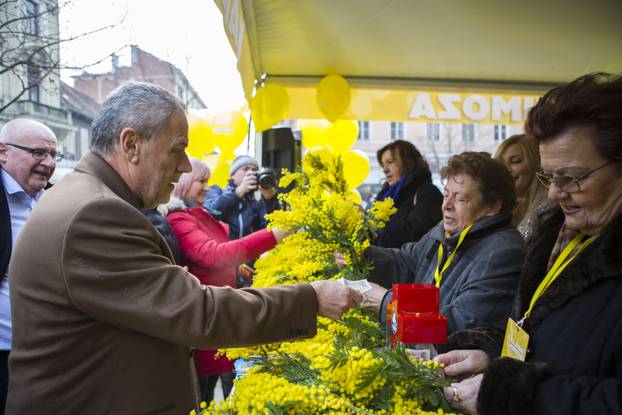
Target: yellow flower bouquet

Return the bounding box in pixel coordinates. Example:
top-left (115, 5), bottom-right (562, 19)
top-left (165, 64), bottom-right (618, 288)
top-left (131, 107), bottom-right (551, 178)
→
top-left (199, 150), bottom-right (457, 415)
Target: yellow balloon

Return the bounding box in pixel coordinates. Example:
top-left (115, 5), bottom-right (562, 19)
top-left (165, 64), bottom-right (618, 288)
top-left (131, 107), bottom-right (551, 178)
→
top-left (342, 150), bottom-right (370, 189)
top-left (213, 110), bottom-right (249, 154)
top-left (316, 74), bottom-right (351, 122)
top-left (220, 149), bottom-right (236, 162)
top-left (201, 153), bottom-right (220, 171)
top-left (186, 111), bottom-right (214, 158)
top-left (348, 189), bottom-right (363, 205)
top-left (298, 119), bottom-right (329, 148)
top-left (325, 120), bottom-right (359, 153)
top-left (250, 83), bottom-right (290, 132)
top-left (208, 158), bottom-right (231, 187)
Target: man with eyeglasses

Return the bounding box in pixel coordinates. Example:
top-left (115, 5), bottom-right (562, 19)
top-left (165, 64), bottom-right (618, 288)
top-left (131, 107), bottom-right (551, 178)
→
top-left (0, 118), bottom-right (59, 413)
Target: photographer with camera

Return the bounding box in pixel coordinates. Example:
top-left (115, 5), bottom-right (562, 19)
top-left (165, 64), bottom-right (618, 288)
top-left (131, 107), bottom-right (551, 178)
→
top-left (204, 155), bottom-right (279, 242)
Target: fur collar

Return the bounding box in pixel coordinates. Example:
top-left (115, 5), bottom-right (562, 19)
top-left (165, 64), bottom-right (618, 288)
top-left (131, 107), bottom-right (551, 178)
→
top-left (158, 197), bottom-right (221, 217)
top-left (517, 209), bottom-right (622, 333)
top-left (158, 196), bottom-right (187, 216)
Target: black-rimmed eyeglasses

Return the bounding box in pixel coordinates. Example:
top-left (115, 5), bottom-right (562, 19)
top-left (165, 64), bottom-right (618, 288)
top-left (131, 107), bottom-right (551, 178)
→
top-left (5, 143), bottom-right (64, 162)
top-left (535, 161), bottom-right (616, 193)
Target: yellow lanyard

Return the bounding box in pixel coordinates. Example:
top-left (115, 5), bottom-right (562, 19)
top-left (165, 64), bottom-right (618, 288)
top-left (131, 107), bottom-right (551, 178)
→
top-left (521, 232), bottom-right (596, 322)
top-left (434, 224), bottom-right (473, 288)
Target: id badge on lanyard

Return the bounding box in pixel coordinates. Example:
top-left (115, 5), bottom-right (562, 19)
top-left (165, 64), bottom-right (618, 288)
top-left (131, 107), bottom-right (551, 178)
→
top-left (501, 233), bottom-right (595, 361)
top-left (501, 318), bottom-right (529, 360)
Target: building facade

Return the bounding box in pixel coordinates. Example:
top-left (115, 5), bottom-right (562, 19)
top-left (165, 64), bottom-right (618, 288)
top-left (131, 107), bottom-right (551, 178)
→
top-left (2, 6), bottom-right (205, 181)
top-left (353, 120), bottom-right (521, 188)
top-left (0, 0), bottom-right (88, 180)
top-left (72, 45), bottom-right (207, 110)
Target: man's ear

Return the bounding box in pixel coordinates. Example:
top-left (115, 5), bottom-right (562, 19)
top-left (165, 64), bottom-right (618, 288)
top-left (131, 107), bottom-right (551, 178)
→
top-left (0, 143), bottom-right (7, 164)
top-left (119, 127), bottom-right (140, 163)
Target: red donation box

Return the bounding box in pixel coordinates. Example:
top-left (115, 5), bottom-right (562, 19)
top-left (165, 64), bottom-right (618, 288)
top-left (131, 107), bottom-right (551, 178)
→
top-left (387, 284), bottom-right (447, 353)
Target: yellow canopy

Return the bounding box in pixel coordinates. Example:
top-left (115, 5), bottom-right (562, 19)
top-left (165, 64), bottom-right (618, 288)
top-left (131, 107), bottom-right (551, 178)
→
top-left (215, 0), bottom-right (622, 122)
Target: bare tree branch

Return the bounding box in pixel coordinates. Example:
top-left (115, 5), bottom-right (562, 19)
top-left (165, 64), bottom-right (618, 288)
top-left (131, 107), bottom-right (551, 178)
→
top-left (0, 0), bottom-right (124, 114)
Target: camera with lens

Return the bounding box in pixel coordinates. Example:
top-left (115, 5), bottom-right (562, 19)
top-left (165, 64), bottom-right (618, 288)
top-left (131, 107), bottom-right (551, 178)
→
top-left (254, 167), bottom-right (276, 190)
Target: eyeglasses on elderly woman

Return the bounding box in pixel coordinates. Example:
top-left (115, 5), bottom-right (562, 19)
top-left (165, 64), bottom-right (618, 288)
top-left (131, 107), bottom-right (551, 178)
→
top-left (535, 160), bottom-right (618, 193)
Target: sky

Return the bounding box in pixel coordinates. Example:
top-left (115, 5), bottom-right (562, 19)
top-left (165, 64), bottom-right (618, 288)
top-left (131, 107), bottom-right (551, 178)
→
top-left (59, 0), bottom-right (246, 113)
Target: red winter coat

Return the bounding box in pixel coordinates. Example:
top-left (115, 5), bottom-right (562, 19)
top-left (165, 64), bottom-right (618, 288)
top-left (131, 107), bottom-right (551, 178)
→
top-left (167, 205), bottom-right (277, 376)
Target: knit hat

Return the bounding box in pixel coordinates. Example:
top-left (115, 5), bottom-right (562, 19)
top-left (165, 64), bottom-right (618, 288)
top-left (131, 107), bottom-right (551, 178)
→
top-left (229, 155), bottom-right (259, 175)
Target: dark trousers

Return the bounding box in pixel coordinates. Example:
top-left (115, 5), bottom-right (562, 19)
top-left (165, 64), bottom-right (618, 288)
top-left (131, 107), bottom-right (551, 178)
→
top-left (0, 350), bottom-right (8, 415)
top-left (198, 370), bottom-right (235, 404)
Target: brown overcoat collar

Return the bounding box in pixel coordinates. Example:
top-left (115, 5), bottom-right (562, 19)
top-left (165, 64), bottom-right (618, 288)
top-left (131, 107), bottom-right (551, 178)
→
top-left (74, 151), bottom-right (141, 210)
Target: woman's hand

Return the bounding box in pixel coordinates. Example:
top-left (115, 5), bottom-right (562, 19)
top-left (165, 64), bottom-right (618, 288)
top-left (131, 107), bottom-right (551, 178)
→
top-left (361, 282), bottom-right (388, 311)
top-left (271, 228), bottom-right (294, 243)
top-left (434, 349), bottom-right (490, 378)
top-left (443, 373), bottom-right (483, 414)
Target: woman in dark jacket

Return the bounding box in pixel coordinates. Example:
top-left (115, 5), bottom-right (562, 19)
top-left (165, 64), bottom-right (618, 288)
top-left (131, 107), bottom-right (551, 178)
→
top-left (362, 152), bottom-right (524, 334)
top-left (436, 73), bottom-right (622, 415)
top-left (373, 140), bottom-right (443, 248)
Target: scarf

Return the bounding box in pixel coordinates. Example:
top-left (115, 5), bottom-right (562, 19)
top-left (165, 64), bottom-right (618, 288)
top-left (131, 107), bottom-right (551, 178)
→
top-left (547, 223), bottom-right (580, 270)
top-left (377, 175), bottom-right (407, 203)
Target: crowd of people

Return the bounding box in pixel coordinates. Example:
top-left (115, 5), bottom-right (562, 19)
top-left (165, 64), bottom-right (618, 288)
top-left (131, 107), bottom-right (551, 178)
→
top-left (0, 71), bottom-right (620, 415)
top-left (1, 83), bottom-right (361, 414)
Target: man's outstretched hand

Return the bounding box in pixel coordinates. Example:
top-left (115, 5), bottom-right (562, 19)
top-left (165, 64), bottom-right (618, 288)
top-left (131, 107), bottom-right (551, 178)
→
top-left (310, 280), bottom-right (363, 320)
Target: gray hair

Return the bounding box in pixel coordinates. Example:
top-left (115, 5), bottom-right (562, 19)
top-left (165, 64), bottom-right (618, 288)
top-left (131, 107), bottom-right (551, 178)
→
top-left (91, 82), bottom-right (185, 155)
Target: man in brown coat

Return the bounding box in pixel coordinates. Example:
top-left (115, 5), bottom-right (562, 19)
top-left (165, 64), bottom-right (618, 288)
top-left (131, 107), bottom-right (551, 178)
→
top-left (6, 82), bottom-right (361, 414)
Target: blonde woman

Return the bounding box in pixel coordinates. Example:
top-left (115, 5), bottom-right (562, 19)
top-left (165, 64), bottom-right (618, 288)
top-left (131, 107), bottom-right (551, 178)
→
top-left (495, 134), bottom-right (556, 244)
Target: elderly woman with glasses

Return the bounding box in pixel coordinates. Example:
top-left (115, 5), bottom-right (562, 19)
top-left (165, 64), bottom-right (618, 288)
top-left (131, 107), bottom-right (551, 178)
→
top-left (436, 73), bottom-right (622, 415)
top-left (360, 151), bottom-right (525, 335)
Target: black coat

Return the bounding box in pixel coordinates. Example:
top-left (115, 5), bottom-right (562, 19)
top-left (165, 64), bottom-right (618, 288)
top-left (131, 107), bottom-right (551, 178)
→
top-left (449, 209), bottom-right (622, 415)
top-left (0, 178), bottom-right (52, 277)
top-left (1, 177), bottom-right (11, 277)
top-left (143, 208), bottom-right (182, 265)
top-left (374, 169), bottom-right (443, 248)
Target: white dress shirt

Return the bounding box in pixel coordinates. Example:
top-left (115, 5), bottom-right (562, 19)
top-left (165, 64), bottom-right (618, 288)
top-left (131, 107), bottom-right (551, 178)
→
top-left (1, 169), bottom-right (44, 350)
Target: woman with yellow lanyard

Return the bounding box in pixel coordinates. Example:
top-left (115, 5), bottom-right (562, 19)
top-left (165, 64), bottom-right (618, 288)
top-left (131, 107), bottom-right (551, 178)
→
top-left (436, 73), bottom-right (622, 415)
top-left (361, 151), bottom-right (525, 335)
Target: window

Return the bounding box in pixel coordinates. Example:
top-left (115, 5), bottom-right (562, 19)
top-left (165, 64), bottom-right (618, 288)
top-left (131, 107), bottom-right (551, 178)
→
top-left (494, 125), bottom-right (507, 141)
top-left (25, 0), bottom-right (39, 36)
top-left (390, 122), bottom-right (404, 140)
top-left (426, 123), bottom-right (440, 141)
top-left (462, 124), bottom-right (475, 142)
top-left (357, 121), bottom-right (370, 140)
top-left (27, 65), bottom-right (40, 102)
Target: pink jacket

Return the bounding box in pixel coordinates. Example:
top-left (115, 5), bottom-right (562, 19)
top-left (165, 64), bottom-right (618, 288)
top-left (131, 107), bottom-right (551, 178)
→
top-left (167, 205), bottom-right (277, 375)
